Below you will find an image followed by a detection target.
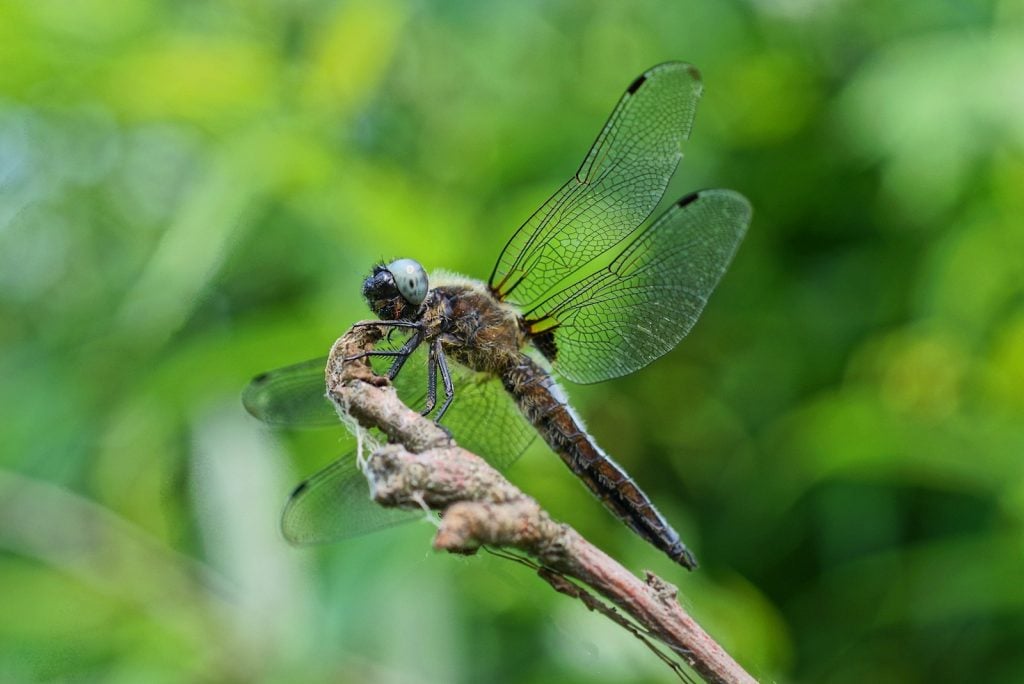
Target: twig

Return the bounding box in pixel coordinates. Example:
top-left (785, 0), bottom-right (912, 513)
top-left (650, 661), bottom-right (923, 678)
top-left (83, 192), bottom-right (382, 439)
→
top-left (327, 325), bottom-right (757, 684)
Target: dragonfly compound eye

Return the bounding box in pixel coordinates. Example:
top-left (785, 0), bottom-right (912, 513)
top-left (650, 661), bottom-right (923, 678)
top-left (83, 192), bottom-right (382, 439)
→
top-left (386, 258), bottom-right (428, 306)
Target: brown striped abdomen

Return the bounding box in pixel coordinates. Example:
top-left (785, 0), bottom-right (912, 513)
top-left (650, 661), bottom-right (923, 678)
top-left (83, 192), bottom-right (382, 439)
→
top-left (501, 354), bottom-right (698, 570)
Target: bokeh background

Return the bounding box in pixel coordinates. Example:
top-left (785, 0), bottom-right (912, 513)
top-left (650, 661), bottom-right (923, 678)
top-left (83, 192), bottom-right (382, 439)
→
top-left (2, 0), bottom-right (1023, 682)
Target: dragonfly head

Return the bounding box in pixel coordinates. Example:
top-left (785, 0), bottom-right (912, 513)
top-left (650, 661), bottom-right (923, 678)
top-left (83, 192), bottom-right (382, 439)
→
top-left (363, 258), bottom-right (429, 321)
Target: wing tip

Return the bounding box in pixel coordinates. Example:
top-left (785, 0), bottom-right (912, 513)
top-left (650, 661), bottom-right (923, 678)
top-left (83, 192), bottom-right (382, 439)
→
top-left (676, 188), bottom-right (754, 219)
top-left (241, 388), bottom-right (266, 420)
top-left (626, 73), bottom-right (647, 95)
top-left (280, 481), bottom-right (311, 546)
top-left (241, 371), bottom-right (271, 412)
top-left (289, 479), bottom-right (311, 498)
top-left (632, 62), bottom-right (703, 94)
top-left (675, 190), bottom-right (701, 208)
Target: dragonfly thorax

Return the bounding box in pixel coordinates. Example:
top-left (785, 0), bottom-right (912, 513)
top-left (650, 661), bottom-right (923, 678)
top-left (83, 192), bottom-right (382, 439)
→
top-left (426, 277), bottom-right (527, 376)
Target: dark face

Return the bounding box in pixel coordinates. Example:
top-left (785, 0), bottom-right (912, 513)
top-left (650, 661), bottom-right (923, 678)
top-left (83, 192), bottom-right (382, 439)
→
top-left (363, 265), bottom-right (409, 320)
top-left (362, 259), bottom-right (428, 321)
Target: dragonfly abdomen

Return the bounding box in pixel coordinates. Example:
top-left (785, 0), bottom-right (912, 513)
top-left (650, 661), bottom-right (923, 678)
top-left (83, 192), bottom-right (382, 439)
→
top-left (501, 355), bottom-right (698, 570)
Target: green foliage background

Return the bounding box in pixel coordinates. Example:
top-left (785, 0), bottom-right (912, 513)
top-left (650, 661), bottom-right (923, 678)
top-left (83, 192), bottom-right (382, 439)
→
top-left (2, 1), bottom-right (1022, 682)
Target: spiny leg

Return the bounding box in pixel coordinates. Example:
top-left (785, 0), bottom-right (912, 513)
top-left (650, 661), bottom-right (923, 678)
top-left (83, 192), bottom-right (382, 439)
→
top-left (421, 337), bottom-right (439, 416)
top-left (352, 319), bottom-right (421, 346)
top-left (343, 326), bottom-right (422, 366)
top-left (350, 320), bottom-right (422, 331)
top-left (385, 331), bottom-right (423, 379)
top-left (432, 339), bottom-right (456, 423)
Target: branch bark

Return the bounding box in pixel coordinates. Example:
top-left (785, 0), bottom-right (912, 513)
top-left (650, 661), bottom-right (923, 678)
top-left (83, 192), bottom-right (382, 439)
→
top-left (328, 325), bottom-right (757, 684)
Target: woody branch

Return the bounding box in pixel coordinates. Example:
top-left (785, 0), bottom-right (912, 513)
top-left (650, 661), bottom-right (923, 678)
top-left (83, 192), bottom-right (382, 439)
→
top-left (328, 324), bottom-right (756, 684)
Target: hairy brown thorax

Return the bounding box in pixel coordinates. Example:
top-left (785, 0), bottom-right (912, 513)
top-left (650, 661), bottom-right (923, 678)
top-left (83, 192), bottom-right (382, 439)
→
top-left (422, 280), bottom-right (527, 376)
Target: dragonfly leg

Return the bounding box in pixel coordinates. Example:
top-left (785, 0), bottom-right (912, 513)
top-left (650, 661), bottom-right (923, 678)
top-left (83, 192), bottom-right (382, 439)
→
top-left (351, 320), bottom-right (422, 330)
top-left (432, 339), bottom-right (456, 423)
top-left (385, 331), bottom-right (423, 379)
top-left (343, 327), bottom-right (423, 366)
top-left (420, 338), bottom-right (439, 416)
top-left (346, 349), bottom-right (404, 361)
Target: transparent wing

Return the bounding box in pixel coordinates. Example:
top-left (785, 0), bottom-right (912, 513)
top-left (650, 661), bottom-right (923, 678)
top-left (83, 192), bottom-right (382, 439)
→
top-left (374, 339), bottom-right (536, 472)
top-left (253, 333), bottom-right (536, 544)
top-left (281, 454), bottom-right (420, 544)
top-left (438, 369), bottom-right (536, 471)
top-left (523, 189), bottom-right (751, 384)
top-left (242, 357), bottom-right (335, 427)
top-left (489, 62), bottom-right (703, 309)
top-left (241, 343), bottom-right (441, 429)
top-left (243, 335), bottom-right (536, 462)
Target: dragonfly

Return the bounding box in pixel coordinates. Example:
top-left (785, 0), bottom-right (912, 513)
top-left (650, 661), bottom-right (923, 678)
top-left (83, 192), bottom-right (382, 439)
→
top-left (243, 62), bottom-right (751, 570)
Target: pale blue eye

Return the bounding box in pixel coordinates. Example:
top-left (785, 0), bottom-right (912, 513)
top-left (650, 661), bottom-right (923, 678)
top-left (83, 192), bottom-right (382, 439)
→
top-left (386, 258), bottom-right (428, 306)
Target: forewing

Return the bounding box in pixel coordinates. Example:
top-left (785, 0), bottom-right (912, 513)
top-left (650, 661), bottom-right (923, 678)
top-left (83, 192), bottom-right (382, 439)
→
top-left (244, 332), bottom-right (534, 465)
top-left (241, 337), bottom-right (436, 429)
top-left (489, 62), bottom-right (703, 308)
top-left (524, 189), bottom-right (751, 384)
top-left (242, 357), bottom-right (335, 427)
